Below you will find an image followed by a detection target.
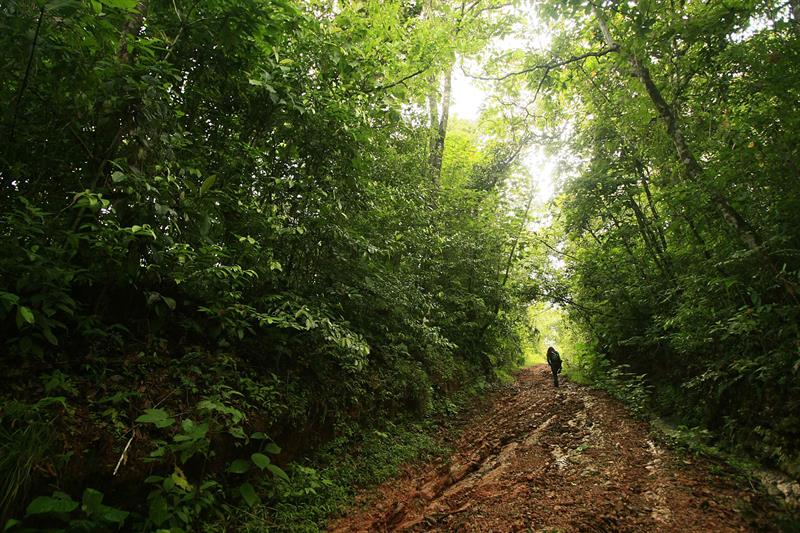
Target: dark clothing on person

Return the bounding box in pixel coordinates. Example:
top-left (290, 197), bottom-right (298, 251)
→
top-left (546, 347), bottom-right (562, 388)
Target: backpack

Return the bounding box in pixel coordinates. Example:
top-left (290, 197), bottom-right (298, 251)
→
top-left (547, 348), bottom-right (562, 369)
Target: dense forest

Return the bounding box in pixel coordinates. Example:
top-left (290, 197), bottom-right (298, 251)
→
top-left (535, 0), bottom-right (800, 478)
top-left (1, 0), bottom-right (798, 531)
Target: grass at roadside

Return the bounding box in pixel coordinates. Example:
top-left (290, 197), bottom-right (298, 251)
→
top-left (241, 378), bottom-right (494, 532)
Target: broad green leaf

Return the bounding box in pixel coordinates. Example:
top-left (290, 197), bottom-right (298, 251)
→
top-left (162, 297), bottom-right (176, 310)
top-left (239, 483), bottom-right (259, 507)
top-left (171, 466), bottom-right (193, 491)
top-left (174, 419), bottom-right (209, 441)
top-left (135, 408), bottom-right (175, 428)
top-left (263, 442), bottom-right (281, 454)
top-left (229, 426), bottom-right (247, 439)
top-left (80, 487), bottom-right (128, 523)
top-left (45, 0), bottom-right (80, 12)
top-left (17, 306), bottom-right (34, 325)
top-left (227, 459), bottom-right (251, 474)
top-left (33, 396), bottom-right (66, 410)
top-left (266, 463), bottom-right (290, 482)
top-left (0, 291), bottom-right (19, 307)
top-left (99, 0), bottom-right (139, 10)
top-left (250, 452), bottom-right (270, 470)
top-left (42, 328), bottom-right (59, 346)
top-left (128, 225), bottom-right (156, 239)
top-left (200, 175), bottom-right (217, 195)
top-left (26, 494), bottom-right (79, 516)
top-left (99, 506), bottom-right (129, 523)
top-left (81, 487), bottom-right (104, 513)
top-left (148, 495), bottom-right (169, 526)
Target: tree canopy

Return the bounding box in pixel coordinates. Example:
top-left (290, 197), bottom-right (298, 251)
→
top-left (1, 0), bottom-right (539, 529)
top-left (1, 0), bottom-right (799, 530)
top-left (518, 0), bottom-right (800, 477)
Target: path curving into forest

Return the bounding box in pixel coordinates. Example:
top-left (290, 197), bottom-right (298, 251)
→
top-left (330, 365), bottom-right (773, 532)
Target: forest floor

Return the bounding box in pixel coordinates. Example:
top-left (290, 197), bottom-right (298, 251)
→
top-left (329, 365), bottom-right (783, 532)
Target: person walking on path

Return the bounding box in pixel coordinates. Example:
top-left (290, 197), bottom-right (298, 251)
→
top-left (546, 346), bottom-right (562, 388)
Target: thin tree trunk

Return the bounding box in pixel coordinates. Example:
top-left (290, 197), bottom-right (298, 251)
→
top-left (118, 2), bottom-right (147, 64)
top-left (593, 8), bottom-right (798, 300)
top-left (429, 65), bottom-right (453, 185)
top-left (624, 192), bottom-right (675, 282)
top-left (623, 187), bottom-right (668, 260)
top-left (9, 6), bottom-right (45, 146)
top-left (500, 190), bottom-right (534, 288)
top-left (635, 162), bottom-right (669, 252)
top-left (594, 10), bottom-right (762, 252)
top-left (585, 225), bottom-right (604, 247)
top-left (427, 74), bottom-right (439, 154)
top-left (679, 211), bottom-right (718, 264)
top-left (604, 207), bottom-right (666, 282)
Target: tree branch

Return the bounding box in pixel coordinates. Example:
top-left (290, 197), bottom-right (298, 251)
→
top-left (467, 46), bottom-right (618, 82)
top-left (364, 66), bottom-right (431, 93)
top-left (547, 293), bottom-right (642, 322)
top-left (9, 6), bottom-right (45, 143)
top-left (531, 234), bottom-right (580, 262)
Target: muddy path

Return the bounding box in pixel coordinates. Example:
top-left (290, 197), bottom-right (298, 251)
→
top-left (330, 365), bottom-right (777, 532)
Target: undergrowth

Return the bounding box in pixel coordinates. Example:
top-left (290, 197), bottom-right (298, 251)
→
top-left (0, 347), bottom-right (496, 532)
top-left (566, 344), bottom-right (800, 529)
top-left (564, 346), bottom-right (652, 418)
top-left (244, 377), bottom-right (490, 532)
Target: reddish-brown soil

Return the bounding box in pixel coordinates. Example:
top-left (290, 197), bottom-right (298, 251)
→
top-left (330, 365), bottom-right (775, 532)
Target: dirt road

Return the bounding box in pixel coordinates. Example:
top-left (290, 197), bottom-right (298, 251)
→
top-left (330, 365), bottom-right (773, 532)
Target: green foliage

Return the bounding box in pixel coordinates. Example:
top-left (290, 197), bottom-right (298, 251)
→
top-left (651, 420), bottom-right (727, 463)
top-left (0, 0), bottom-right (532, 528)
top-left (565, 343), bottom-right (652, 418)
top-left (0, 397), bottom-right (63, 526)
top-left (6, 488), bottom-right (129, 532)
top-left (249, 402), bottom-right (471, 531)
top-left (526, 0), bottom-right (800, 477)
top-left (5, 0), bottom-right (796, 522)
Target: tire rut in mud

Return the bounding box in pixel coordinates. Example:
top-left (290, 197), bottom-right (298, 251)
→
top-left (330, 366), bottom-right (775, 532)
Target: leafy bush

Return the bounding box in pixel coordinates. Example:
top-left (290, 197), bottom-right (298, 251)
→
top-left (0, 0), bottom-right (533, 528)
top-left (566, 343), bottom-right (652, 418)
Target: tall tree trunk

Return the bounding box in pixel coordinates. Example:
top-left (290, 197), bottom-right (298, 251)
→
top-left (428, 65), bottom-right (453, 185)
top-left (624, 191), bottom-right (675, 283)
top-left (8, 5), bottom-right (45, 147)
top-left (604, 207), bottom-right (669, 283)
top-left (679, 211), bottom-right (723, 268)
top-left (118, 2), bottom-right (147, 64)
top-left (593, 9), bottom-right (784, 276)
top-left (500, 190), bottom-right (534, 288)
top-left (427, 74), bottom-right (439, 157)
top-left (637, 164), bottom-right (669, 252)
